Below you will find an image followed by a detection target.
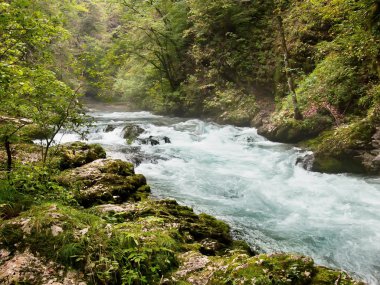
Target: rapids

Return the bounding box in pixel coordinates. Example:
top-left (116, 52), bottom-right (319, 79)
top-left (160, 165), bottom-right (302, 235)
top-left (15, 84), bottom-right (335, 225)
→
top-left (60, 110), bottom-right (380, 284)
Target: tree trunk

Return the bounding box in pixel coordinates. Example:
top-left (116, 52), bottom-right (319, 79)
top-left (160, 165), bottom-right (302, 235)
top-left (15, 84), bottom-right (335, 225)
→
top-left (42, 143), bottom-right (50, 165)
top-left (4, 137), bottom-right (12, 171)
top-left (277, 15), bottom-right (303, 120)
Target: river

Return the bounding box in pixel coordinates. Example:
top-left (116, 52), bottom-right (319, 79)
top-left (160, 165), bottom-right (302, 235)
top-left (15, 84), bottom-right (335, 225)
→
top-left (61, 110), bottom-right (380, 284)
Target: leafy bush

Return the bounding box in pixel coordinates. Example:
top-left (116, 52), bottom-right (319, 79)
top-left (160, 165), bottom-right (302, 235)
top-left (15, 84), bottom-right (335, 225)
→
top-left (0, 181), bottom-right (34, 219)
top-left (7, 165), bottom-right (77, 206)
top-left (297, 54), bottom-right (361, 114)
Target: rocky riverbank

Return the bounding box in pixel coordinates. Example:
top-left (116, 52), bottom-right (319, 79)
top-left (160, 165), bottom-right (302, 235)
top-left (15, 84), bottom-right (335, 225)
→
top-left (248, 102), bottom-right (380, 175)
top-left (0, 142), bottom-right (365, 284)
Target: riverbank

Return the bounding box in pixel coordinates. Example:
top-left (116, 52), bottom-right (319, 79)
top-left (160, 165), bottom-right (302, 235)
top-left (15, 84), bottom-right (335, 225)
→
top-left (0, 142), bottom-right (365, 284)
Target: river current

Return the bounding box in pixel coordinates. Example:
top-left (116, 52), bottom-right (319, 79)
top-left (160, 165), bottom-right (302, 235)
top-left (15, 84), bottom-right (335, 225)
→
top-left (61, 110), bottom-right (380, 284)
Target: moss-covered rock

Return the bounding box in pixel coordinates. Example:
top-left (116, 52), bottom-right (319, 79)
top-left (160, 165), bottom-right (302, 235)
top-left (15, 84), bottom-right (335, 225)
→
top-left (173, 252), bottom-right (364, 285)
top-left (258, 115), bottom-right (333, 144)
top-left (306, 120), bottom-right (375, 156)
top-left (305, 119), bottom-right (379, 174)
top-left (104, 124), bottom-right (116, 132)
top-left (310, 154), bottom-right (367, 174)
top-left (56, 159), bottom-right (150, 207)
top-left (94, 199), bottom-right (234, 253)
top-left (123, 124), bottom-right (145, 144)
top-left (94, 199), bottom-right (362, 285)
top-left (55, 141), bottom-right (106, 170)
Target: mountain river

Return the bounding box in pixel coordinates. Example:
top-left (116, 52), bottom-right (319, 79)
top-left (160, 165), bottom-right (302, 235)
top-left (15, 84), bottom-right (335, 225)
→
top-left (60, 109), bottom-right (380, 284)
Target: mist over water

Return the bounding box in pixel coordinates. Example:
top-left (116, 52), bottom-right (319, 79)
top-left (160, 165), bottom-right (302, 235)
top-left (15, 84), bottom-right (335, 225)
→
top-left (61, 111), bottom-right (380, 284)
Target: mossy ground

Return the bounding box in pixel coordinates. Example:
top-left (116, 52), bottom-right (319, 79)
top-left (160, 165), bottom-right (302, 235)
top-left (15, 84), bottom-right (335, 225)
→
top-left (304, 119), bottom-right (375, 156)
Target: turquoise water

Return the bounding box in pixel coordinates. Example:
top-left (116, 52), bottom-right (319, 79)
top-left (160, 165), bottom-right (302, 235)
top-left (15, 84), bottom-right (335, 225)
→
top-left (62, 111), bottom-right (380, 284)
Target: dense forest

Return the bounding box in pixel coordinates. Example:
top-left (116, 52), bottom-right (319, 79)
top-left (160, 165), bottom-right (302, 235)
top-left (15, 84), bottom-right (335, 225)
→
top-left (1, 0), bottom-right (380, 284)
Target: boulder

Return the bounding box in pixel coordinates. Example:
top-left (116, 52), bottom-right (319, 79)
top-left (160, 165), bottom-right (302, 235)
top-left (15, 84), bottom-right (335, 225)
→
top-left (56, 142), bottom-right (106, 170)
top-left (56, 159), bottom-right (150, 207)
top-left (104, 125), bottom-right (116, 132)
top-left (217, 111), bottom-right (252, 127)
top-left (94, 199), bottom-right (234, 249)
top-left (310, 153), bottom-right (367, 174)
top-left (306, 120), bottom-right (379, 174)
top-left (356, 150), bottom-right (380, 174)
top-left (137, 136), bottom-right (171, 146)
top-left (123, 125), bottom-right (145, 144)
top-left (295, 153), bottom-right (314, 171)
top-left (121, 146), bottom-right (165, 166)
top-left (258, 116), bottom-right (332, 144)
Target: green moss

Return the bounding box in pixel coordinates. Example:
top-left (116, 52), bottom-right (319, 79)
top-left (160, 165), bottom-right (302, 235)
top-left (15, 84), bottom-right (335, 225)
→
top-left (130, 185), bottom-right (151, 201)
top-left (312, 267), bottom-right (364, 285)
top-left (0, 223), bottom-right (24, 251)
top-left (56, 160), bottom-right (149, 207)
top-left (94, 199), bottom-right (234, 258)
top-left (192, 214), bottom-right (232, 244)
top-left (123, 125), bottom-right (145, 144)
top-left (54, 142), bottom-right (106, 170)
top-left (262, 115), bottom-right (333, 143)
top-left (311, 154), bottom-right (367, 174)
top-left (219, 254), bottom-right (314, 284)
top-left (204, 253), bottom-right (362, 285)
top-left (0, 203), bottom-right (181, 284)
top-left (305, 119), bottom-right (375, 156)
top-left (302, 119), bottom-right (376, 173)
top-left (231, 240), bottom-right (254, 254)
top-left (98, 159), bottom-right (135, 176)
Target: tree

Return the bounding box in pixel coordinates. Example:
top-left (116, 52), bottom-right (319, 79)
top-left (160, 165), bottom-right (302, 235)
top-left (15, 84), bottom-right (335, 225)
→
top-left (0, 116), bottom-right (31, 171)
top-left (0, 0), bottom-right (87, 169)
top-left (120, 0), bottom-right (189, 91)
top-left (276, 13), bottom-right (303, 120)
top-left (22, 69), bottom-right (88, 164)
